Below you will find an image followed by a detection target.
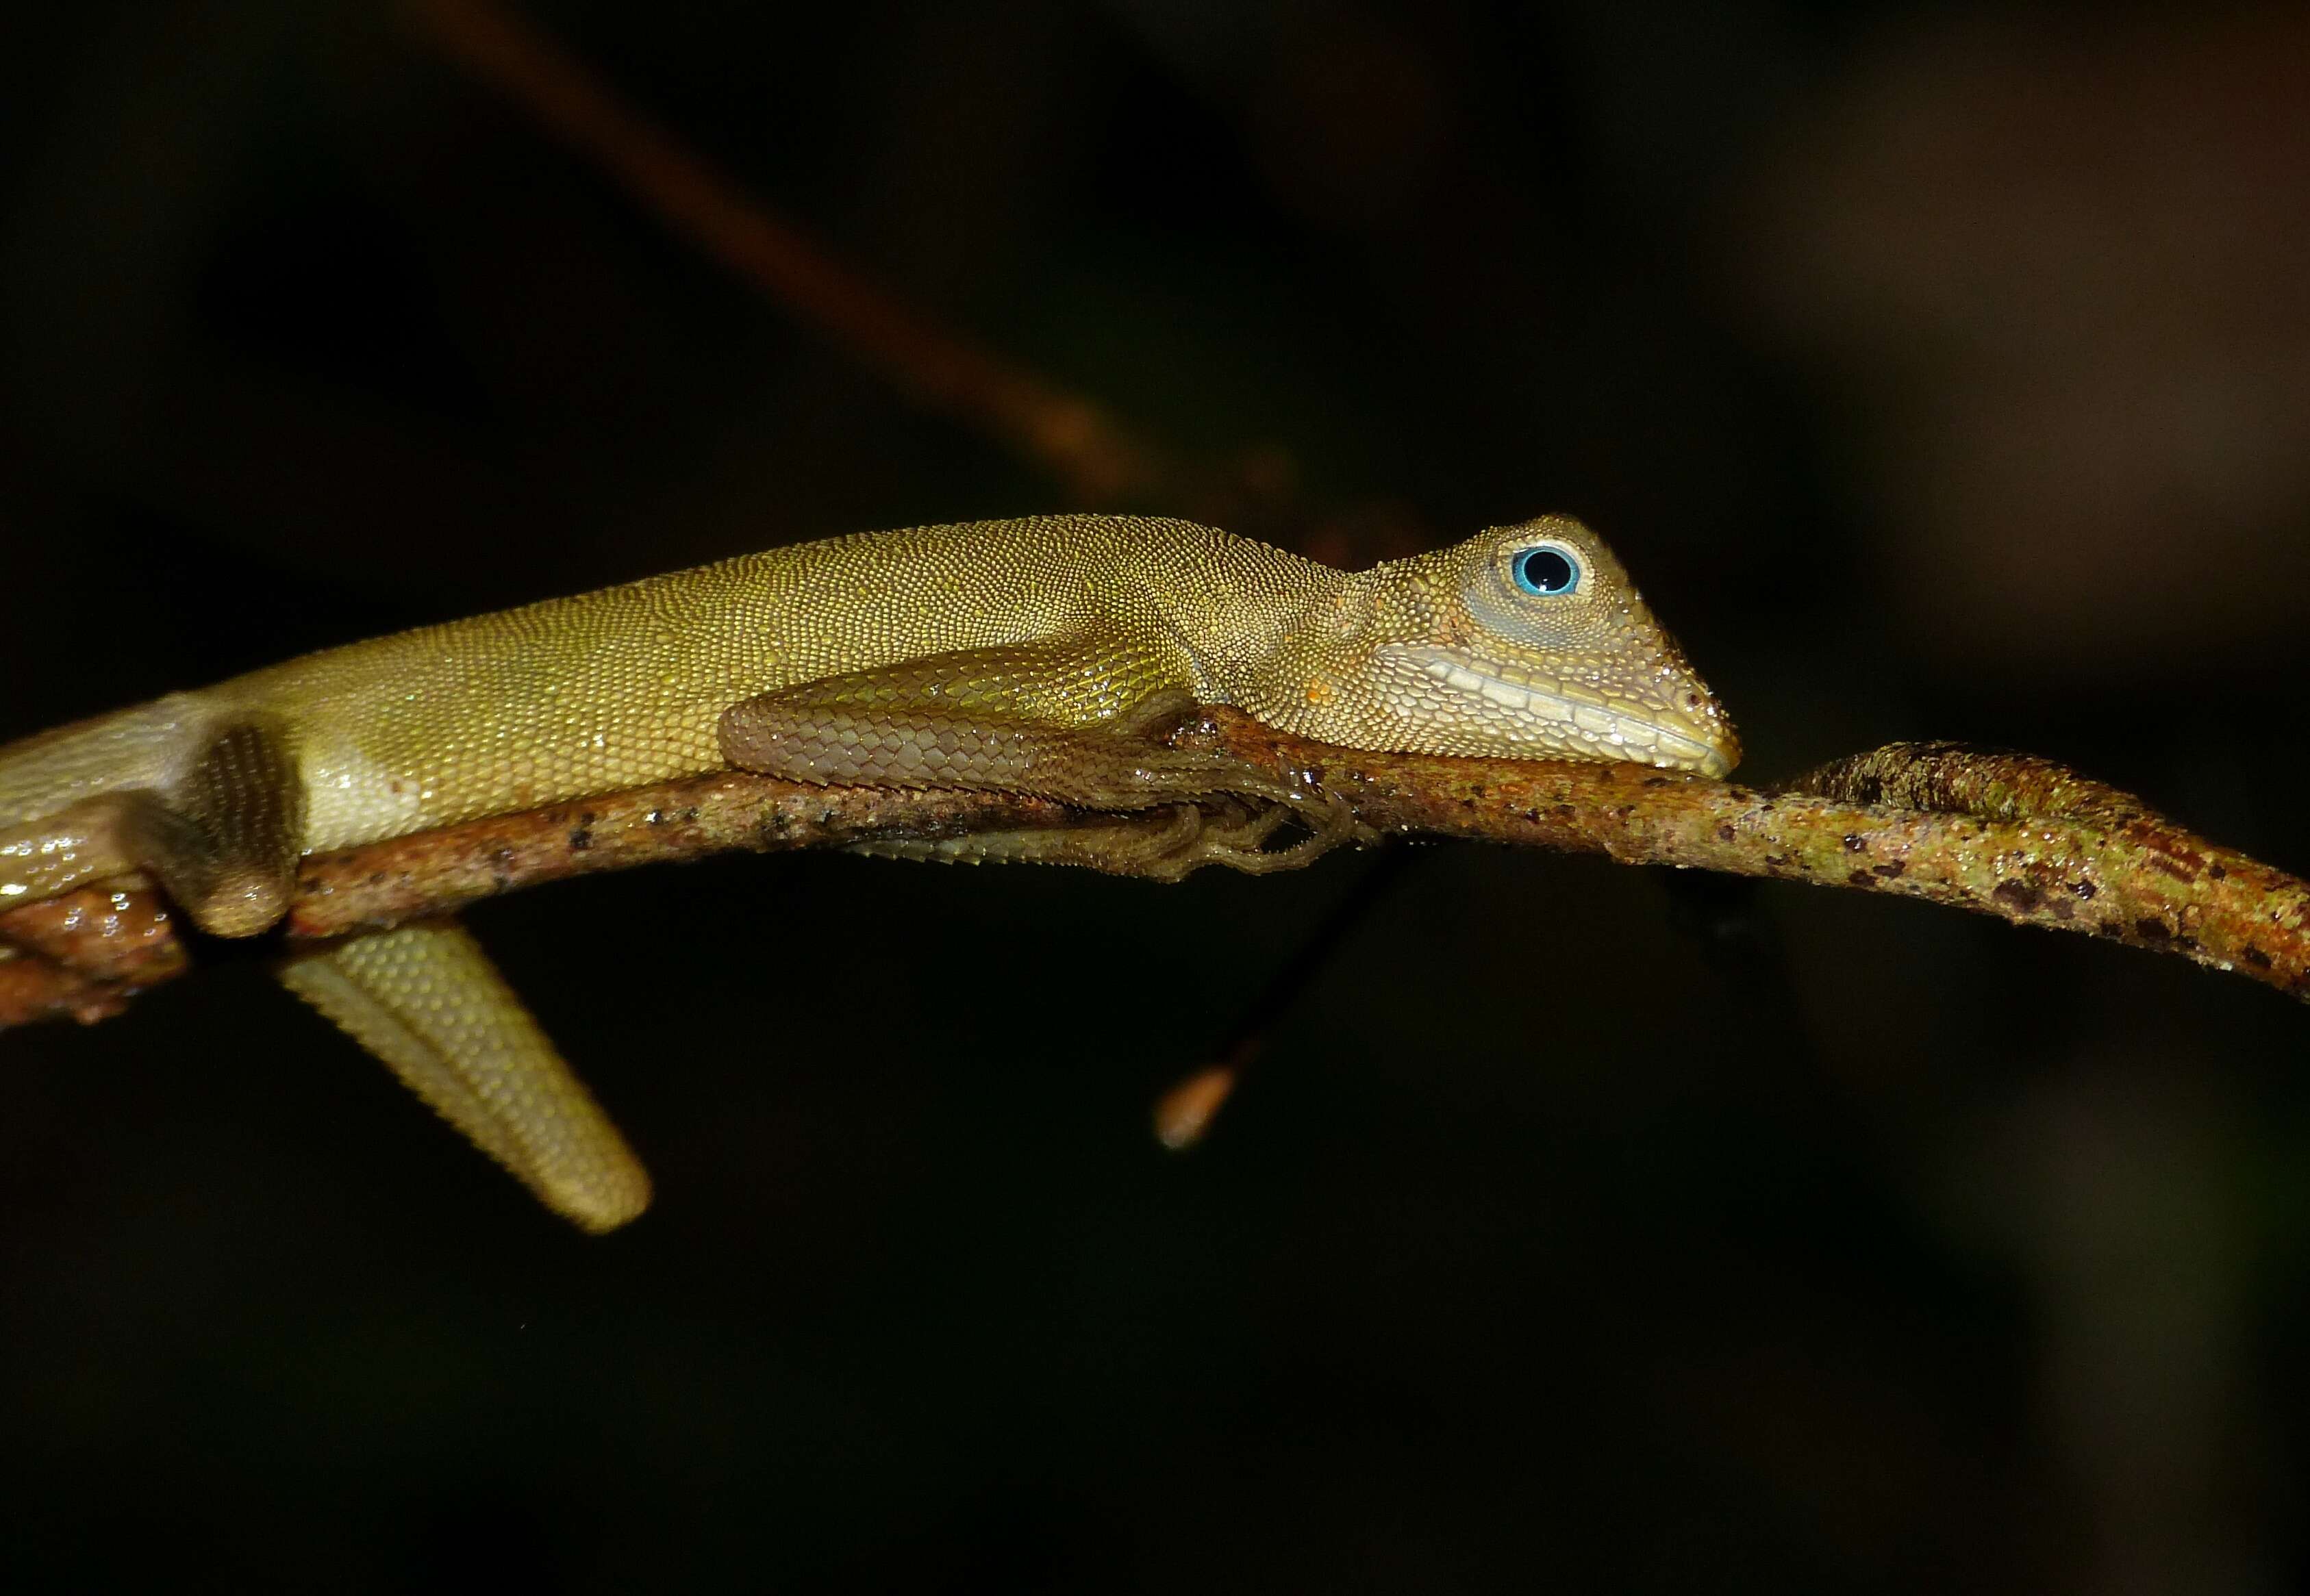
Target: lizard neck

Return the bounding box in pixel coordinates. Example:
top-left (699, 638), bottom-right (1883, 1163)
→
top-left (1180, 553), bottom-right (1387, 739)
top-left (1107, 527), bottom-right (1343, 713)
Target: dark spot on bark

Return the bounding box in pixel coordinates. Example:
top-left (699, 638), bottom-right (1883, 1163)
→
top-left (2134, 917), bottom-right (2171, 941)
top-left (2071, 880), bottom-right (2097, 900)
top-left (2050, 899), bottom-right (2074, 922)
top-left (1992, 879), bottom-right (2043, 913)
top-left (2148, 854), bottom-right (2195, 883)
top-left (645, 809), bottom-right (666, 826)
top-left (1846, 869), bottom-right (1873, 887)
top-left (1842, 834), bottom-right (1864, 852)
top-left (568, 828), bottom-right (594, 852)
top-left (1871, 861), bottom-right (1906, 879)
top-left (2208, 862), bottom-right (2228, 880)
top-left (2244, 945), bottom-right (2272, 969)
top-left (1717, 823), bottom-right (1737, 843)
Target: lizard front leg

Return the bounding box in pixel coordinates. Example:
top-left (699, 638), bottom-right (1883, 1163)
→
top-left (716, 643), bottom-right (1355, 878)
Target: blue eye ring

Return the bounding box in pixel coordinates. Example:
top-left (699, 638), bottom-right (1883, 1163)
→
top-left (1511, 545), bottom-right (1580, 596)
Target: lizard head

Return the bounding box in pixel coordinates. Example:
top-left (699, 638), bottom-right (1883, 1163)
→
top-left (1328, 515), bottom-right (1740, 777)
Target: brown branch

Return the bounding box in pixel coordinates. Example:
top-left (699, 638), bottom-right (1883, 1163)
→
top-left (4, 712), bottom-right (2305, 1030)
top-left (398, 0), bottom-right (1181, 505)
top-left (1212, 719), bottom-right (2309, 999)
top-left (0, 887), bottom-right (185, 1027)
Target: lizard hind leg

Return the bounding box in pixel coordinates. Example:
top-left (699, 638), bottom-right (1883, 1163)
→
top-left (275, 918), bottom-right (652, 1232)
top-left (163, 718), bottom-right (307, 937)
top-left (0, 718), bottom-right (305, 939)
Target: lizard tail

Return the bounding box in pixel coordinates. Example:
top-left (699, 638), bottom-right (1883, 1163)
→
top-left (277, 917), bottom-right (652, 1232)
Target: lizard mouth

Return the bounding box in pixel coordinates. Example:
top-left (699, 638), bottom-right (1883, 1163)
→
top-left (1385, 644), bottom-right (1736, 778)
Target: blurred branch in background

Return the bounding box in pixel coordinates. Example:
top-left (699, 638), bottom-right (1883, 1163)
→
top-left (6, 717), bottom-right (2302, 1040)
top-left (399, 0), bottom-right (1190, 510)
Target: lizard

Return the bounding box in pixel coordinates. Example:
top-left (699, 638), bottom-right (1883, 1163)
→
top-left (0, 513), bottom-right (1739, 1231)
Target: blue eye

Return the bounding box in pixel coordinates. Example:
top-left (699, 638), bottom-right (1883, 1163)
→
top-left (1511, 546), bottom-right (1579, 596)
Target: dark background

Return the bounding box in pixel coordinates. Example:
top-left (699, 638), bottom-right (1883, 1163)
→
top-left (4, 1), bottom-right (2309, 1590)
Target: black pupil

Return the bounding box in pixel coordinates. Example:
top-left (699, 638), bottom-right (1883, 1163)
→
top-left (1520, 548), bottom-right (1574, 593)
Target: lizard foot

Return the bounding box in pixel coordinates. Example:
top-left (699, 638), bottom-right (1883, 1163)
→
top-left (849, 790), bottom-right (1354, 883)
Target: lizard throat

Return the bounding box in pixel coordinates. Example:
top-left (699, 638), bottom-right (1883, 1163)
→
top-left (1381, 644), bottom-right (1734, 777)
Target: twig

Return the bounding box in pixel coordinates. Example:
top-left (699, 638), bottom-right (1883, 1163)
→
top-left (5, 712), bottom-right (2304, 1030)
top-left (398, 0), bottom-right (1181, 505)
top-left (1153, 849), bottom-right (1416, 1150)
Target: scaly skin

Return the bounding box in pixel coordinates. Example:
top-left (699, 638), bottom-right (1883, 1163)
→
top-left (0, 514), bottom-right (1737, 1229)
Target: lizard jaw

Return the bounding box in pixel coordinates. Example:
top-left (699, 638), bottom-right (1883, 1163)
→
top-left (1381, 644), bottom-right (1737, 778)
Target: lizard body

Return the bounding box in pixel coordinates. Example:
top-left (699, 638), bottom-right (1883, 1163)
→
top-left (0, 514), bottom-right (1737, 1229)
